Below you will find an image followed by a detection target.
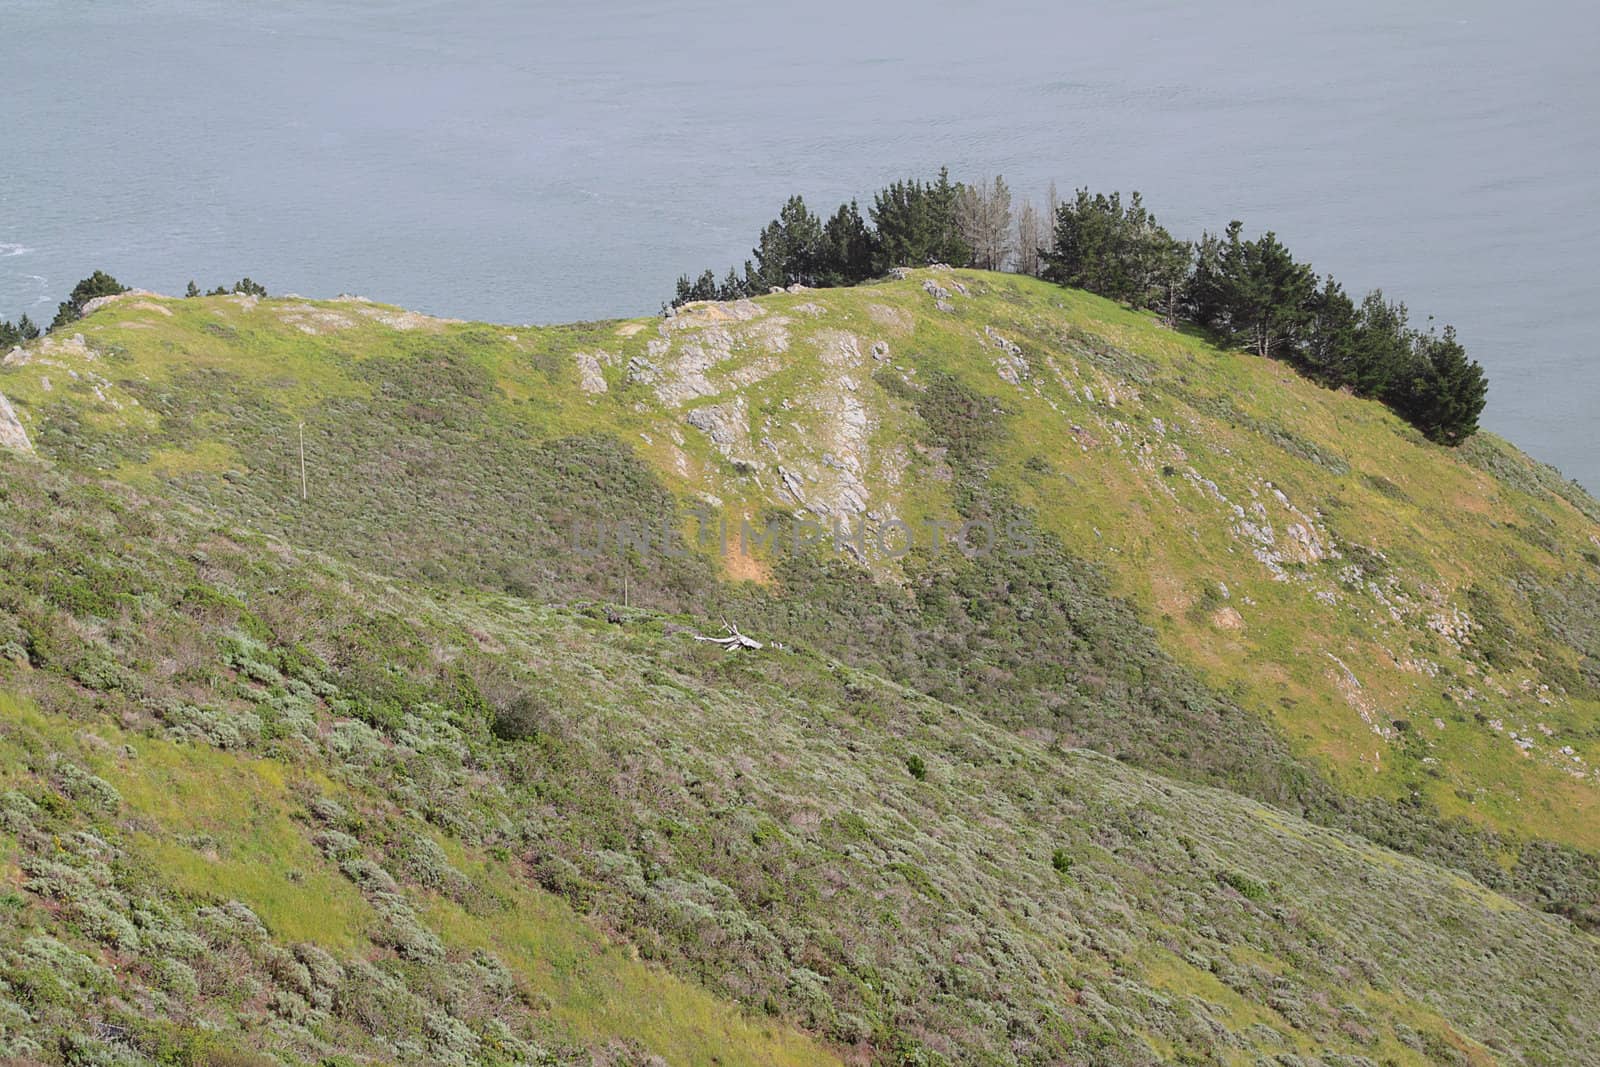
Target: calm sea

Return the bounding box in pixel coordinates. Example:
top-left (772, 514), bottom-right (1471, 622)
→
top-left (3, 1), bottom-right (1596, 489)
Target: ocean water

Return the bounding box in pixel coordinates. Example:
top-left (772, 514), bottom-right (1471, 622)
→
top-left (2, 0), bottom-right (1596, 488)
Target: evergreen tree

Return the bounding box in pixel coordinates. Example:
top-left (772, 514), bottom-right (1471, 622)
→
top-left (232, 277), bottom-right (267, 297)
top-left (718, 267), bottom-right (748, 301)
top-left (1298, 277), bottom-right (1360, 385)
top-left (50, 270), bottom-right (128, 331)
top-left (1138, 221), bottom-right (1192, 326)
top-left (745, 195), bottom-right (823, 292)
top-left (673, 269), bottom-right (720, 307)
top-left (1349, 290), bottom-right (1415, 398)
top-left (927, 167), bottom-right (967, 264)
top-left (1390, 325), bottom-right (1488, 445)
top-left (186, 281), bottom-right (201, 298)
top-left (0, 315), bottom-right (40, 348)
top-left (1044, 189), bottom-right (1188, 315)
top-left (1227, 229), bottom-right (1316, 359)
top-left (1184, 227), bottom-right (1233, 333)
top-left (870, 168), bottom-right (969, 270)
top-left (817, 200), bottom-right (877, 286)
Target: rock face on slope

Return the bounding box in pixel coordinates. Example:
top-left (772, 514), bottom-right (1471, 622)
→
top-left (0, 391), bottom-right (31, 454)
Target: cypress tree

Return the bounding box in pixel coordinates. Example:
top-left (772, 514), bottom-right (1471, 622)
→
top-left (50, 270), bottom-right (129, 331)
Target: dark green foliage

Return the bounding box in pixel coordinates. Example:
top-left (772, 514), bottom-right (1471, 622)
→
top-left (671, 195), bottom-right (874, 308)
top-left (0, 314), bottom-right (40, 348)
top-left (194, 277), bottom-right (268, 298)
top-left (673, 269), bottom-right (723, 306)
top-left (746, 195), bottom-right (825, 292)
top-left (671, 266), bottom-right (752, 307)
top-left (1186, 222), bottom-right (1316, 360)
top-left (905, 754), bottom-right (926, 781)
top-left (817, 200), bottom-right (877, 287)
top-left (1041, 189), bottom-right (1189, 321)
top-left (869, 168), bottom-right (969, 270)
top-left (1298, 276), bottom-right (1360, 384)
top-left (665, 175), bottom-right (1488, 441)
top-left (1463, 583), bottom-right (1519, 670)
top-left (1185, 219), bottom-right (1486, 444)
top-left (1388, 325), bottom-right (1488, 444)
top-left (49, 270), bottom-right (128, 331)
top-left (1217, 870), bottom-right (1270, 902)
top-left (1347, 290), bottom-right (1415, 398)
top-left (667, 169), bottom-right (970, 308)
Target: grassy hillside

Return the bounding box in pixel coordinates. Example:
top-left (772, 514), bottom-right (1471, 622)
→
top-left (7, 277), bottom-right (1599, 844)
top-left (1, 454), bottom-right (1597, 1065)
top-left (2, 272), bottom-right (1599, 1062)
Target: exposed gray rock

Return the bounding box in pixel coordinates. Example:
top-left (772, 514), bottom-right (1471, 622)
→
top-left (574, 351), bottom-right (610, 394)
top-left (626, 356), bottom-right (660, 385)
top-left (685, 400), bottom-right (747, 448)
top-left (0, 392), bottom-right (33, 455)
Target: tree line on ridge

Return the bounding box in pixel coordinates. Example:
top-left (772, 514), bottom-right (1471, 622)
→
top-left (669, 173), bottom-right (1488, 445)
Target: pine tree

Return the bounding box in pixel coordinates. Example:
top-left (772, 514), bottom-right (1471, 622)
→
top-left (817, 200), bottom-right (877, 286)
top-left (673, 269), bottom-right (720, 307)
top-left (717, 268), bottom-right (747, 301)
top-left (16, 314), bottom-right (39, 341)
top-left (186, 281), bottom-right (201, 298)
top-left (50, 270), bottom-right (129, 331)
top-left (1299, 278), bottom-right (1360, 385)
top-left (927, 167), bottom-right (969, 265)
top-left (1184, 227), bottom-right (1233, 333)
top-left (745, 195), bottom-right (823, 292)
top-left (1229, 230), bottom-right (1316, 359)
top-left (870, 169), bottom-right (970, 271)
top-left (1044, 189), bottom-right (1186, 313)
top-left (1350, 291), bottom-right (1414, 398)
top-left (1395, 325), bottom-right (1488, 445)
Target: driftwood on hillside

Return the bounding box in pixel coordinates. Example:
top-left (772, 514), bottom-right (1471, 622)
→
top-left (692, 619), bottom-right (764, 652)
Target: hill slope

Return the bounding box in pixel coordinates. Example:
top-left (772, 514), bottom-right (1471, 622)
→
top-left (2, 271), bottom-right (1599, 1063)
top-left (7, 274), bottom-right (1600, 848)
top-left (2, 453), bottom-right (1598, 1065)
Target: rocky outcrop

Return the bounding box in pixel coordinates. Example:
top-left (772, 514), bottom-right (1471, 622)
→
top-left (0, 391), bottom-right (33, 454)
top-left (574, 351), bottom-right (611, 394)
